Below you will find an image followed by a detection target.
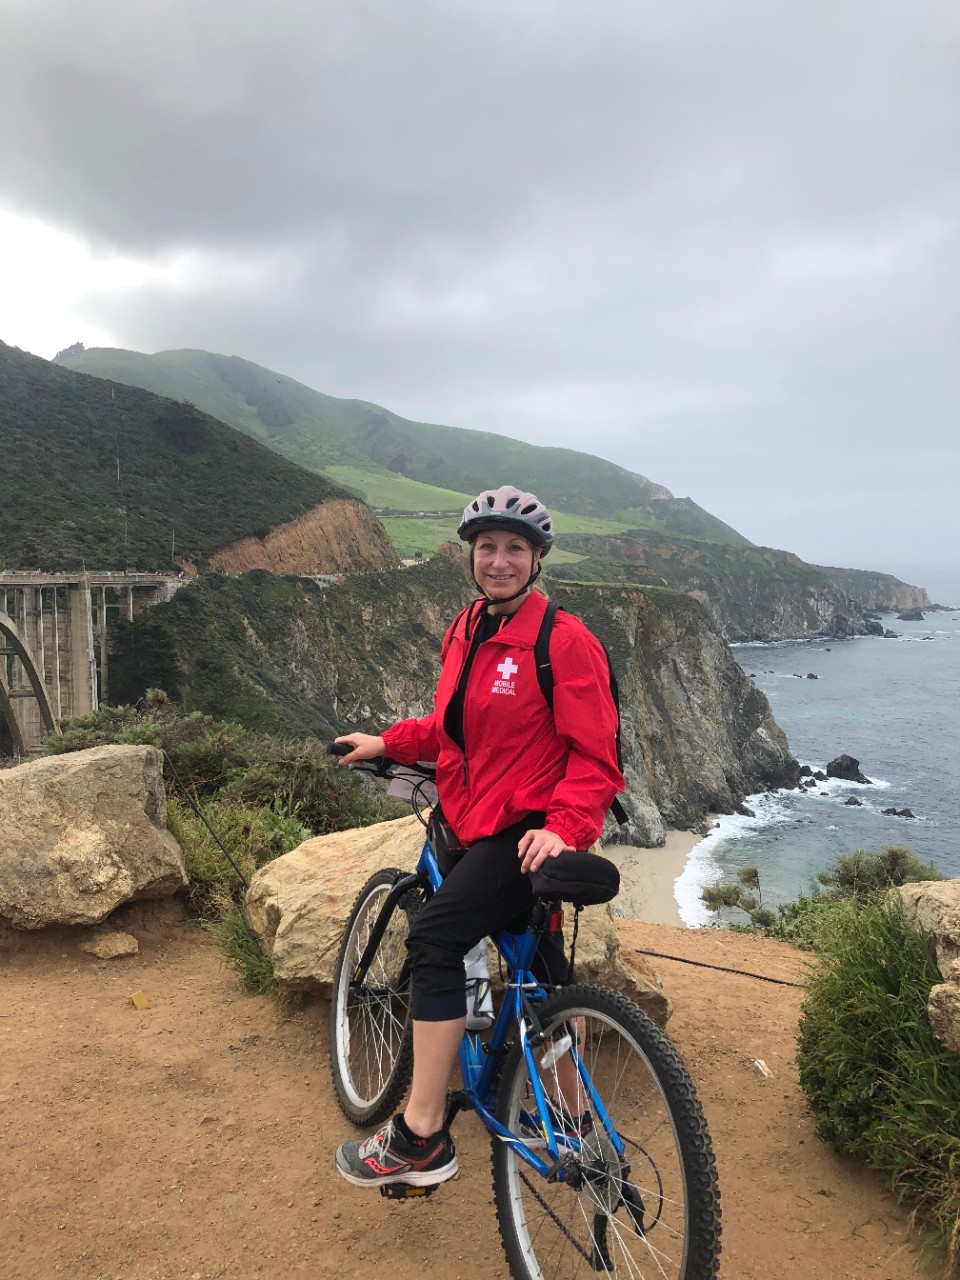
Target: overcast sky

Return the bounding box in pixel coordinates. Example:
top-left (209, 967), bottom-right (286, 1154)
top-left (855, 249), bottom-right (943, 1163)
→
top-left (2, 1), bottom-right (958, 593)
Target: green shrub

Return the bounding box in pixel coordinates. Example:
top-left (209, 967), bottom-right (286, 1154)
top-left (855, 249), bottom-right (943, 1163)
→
top-left (798, 899), bottom-right (960, 1268)
top-left (703, 848), bottom-right (946, 949)
top-left (167, 797), bottom-right (309, 915)
top-left (45, 695), bottom-right (406, 1007)
top-left (816, 846), bottom-right (944, 899)
top-left (207, 900), bottom-right (301, 1011)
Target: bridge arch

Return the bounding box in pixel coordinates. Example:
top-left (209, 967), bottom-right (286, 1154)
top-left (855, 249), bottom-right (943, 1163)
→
top-left (0, 609), bottom-right (57, 755)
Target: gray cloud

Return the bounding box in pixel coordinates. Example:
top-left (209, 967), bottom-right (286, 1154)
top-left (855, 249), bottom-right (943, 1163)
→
top-left (2, 0), bottom-right (958, 575)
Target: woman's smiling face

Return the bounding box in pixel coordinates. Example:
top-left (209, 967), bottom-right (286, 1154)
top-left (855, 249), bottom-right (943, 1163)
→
top-left (471, 529), bottom-right (540, 605)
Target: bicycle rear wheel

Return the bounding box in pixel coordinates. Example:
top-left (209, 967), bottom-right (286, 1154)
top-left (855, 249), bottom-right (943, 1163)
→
top-left (329, 868), bottom-right (427, 1126)
top-left (492, 984), bottom-right (721, 1280)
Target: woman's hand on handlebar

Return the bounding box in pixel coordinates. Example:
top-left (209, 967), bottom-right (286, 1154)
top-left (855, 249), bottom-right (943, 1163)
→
top-left (518, 829), bottom-right (574, 874)
top-left (332, 733), bottom-right (386, 765)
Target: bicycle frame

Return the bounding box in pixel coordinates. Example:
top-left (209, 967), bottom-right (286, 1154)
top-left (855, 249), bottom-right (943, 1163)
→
top-left (351, 829), bottom-right (625, 1184)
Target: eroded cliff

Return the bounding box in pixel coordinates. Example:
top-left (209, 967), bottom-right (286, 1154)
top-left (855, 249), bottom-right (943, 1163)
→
top-left (109, 550), bottom-right (798, 845)
top-left (208, 498), bottom-right (397, 575)
top-left (817, 566), bottom-right (933, 611)
top-left (554, 532), bottom-right (875, 641)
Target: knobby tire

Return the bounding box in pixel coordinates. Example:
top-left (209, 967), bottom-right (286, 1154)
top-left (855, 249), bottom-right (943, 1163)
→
top-left (329, 868), bottom-right (426, 1126)
top-left (491, 984), bottom-right (721, 1280)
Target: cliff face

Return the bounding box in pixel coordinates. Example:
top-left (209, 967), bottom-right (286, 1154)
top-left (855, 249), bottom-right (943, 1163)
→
top-left (109, 552), bottom-right (798, 846)
top-left (209, 498), bottom-right (397, 575)
top-left (816, 566), bottom-right (933, 611)
top-left (555, 533), bottom-right (873, 642)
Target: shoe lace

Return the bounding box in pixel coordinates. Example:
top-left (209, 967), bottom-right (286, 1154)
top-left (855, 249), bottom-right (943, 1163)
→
top-left (358, 1121), bottom-right (396, 1161)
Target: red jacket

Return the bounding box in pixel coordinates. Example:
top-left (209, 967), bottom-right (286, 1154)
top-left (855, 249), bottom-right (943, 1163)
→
top-left (381, 592), bottom-right (624, 850)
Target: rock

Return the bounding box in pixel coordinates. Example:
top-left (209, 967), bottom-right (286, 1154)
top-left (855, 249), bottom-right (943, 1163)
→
top-left (844, 796), bottom-right (863, 807)
top-left (806, 673), bottom-right (819, 680)
top-left (80, 930), bottom-right (139, 959)
top-left (927, 977), bottom-right (960, 1054)
top-left (863, 620), bottom-right (884, 636)
top-left (882, 807), bottom-right (899, 816)
top-left (897, 808), bottom-right (915, 819)
top-left (896, 883), bottom-right (960, 1054)
top-left (736, 805), bottom-right (755, 818)
top-left (883, 629), bottom-right (899, 638)
top-left (896, 882), bottom-right (960, 979)
top-left (896, 608), bottom-right (925, 621)
top-left (826, 754), bottom-right (872, 784)
top-left (0, 746), bottom-right (187, 930)
top-left (798, 764), bottom-right (813, 777)
top-left (813, 771), bottom-right (827, 781)
top-left (246, 815), bottom-right (671, 1025)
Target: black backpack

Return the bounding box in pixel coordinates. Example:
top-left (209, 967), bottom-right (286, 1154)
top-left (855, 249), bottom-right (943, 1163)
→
top-left (534, 602), bottom-right (630, 826)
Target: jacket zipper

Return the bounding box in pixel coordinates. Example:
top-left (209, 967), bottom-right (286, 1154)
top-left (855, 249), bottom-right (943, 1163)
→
top-left (456, 600), bottom-right (483, 789)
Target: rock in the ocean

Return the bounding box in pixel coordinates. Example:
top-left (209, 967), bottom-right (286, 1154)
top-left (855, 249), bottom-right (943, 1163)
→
top-left (896, 608), bottom-right (925, 621)
top-left (844, 796), bottom-right (863, 807)
top-left (827, 754), bottom-right (872, 784)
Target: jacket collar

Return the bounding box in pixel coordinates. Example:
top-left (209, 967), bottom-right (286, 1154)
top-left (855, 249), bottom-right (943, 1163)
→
top-left (464, 591), bottom-right (548, 650)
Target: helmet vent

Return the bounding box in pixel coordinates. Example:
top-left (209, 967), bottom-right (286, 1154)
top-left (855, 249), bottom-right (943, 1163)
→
top-left (485, 494), bottom-right (496, 507)
top-left (521, 503), bottom-right (537, 515)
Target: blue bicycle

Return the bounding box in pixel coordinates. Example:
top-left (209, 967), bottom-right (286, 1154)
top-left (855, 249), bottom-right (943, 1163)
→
top-left (328, 751), bottom-right (721, 1279)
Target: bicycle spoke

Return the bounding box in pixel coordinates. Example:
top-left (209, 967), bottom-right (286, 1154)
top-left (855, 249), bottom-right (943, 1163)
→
top-left (492, 986), bottom-right (720, 1280)
top-left (330, 871), bottom-right (422, 1125)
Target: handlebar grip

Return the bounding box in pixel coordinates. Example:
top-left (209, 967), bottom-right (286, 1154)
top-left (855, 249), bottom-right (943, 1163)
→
top-left (327, 742), bottom-right (354, 757)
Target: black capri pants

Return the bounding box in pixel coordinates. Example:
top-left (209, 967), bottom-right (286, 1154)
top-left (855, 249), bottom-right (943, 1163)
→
top-left (407, 814), bottom-right (569, 1023)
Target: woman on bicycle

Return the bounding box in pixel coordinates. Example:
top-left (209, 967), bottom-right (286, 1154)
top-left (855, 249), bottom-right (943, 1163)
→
top-left (333, 483), bottom-right (624, 1189)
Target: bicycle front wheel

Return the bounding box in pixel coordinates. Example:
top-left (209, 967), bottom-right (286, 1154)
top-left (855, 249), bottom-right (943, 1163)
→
top-left (329, 868), bottom-right (427, 1126)
top-left (492, 984), bottom-right (721, 1280)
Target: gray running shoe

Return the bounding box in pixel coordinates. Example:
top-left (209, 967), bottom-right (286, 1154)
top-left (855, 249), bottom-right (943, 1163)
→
top-left (335, 1117), bottom-right (458, 1189)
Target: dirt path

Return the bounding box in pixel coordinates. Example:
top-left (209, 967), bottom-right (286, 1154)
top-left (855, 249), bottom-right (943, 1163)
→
top-left (0, 904), bottom-right (931, 1280)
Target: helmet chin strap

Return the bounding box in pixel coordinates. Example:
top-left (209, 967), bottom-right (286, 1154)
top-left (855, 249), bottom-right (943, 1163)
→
top-left (471, 550), bottom-right (542, 607)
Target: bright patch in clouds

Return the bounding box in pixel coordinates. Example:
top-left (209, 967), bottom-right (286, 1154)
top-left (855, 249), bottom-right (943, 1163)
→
top-left (0, 209), bottom-right (178, 356)
top-left (0, 209), bottom-right (292, 359)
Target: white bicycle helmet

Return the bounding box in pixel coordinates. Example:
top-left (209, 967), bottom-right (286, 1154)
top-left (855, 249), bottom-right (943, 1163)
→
top-left (457, 485), bottom-right (554, 556)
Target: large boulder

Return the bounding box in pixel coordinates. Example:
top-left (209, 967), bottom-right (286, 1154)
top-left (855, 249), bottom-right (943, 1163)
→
top-left (0, 745), bottom-right (187, 929)
top-left (896, 880), bottom-right (960, 1055)
top-left (826, 754), bottom-right (872, 784)
top-left (246, 815), bottom-right (671, 1025)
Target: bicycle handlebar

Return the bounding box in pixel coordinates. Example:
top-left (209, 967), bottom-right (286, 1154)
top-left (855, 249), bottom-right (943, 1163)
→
top-left (326, 742), bottom-right (437, 781)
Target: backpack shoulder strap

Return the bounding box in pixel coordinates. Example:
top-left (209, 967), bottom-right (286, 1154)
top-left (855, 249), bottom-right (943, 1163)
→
top-left (534, 601), bottom-right (561, 708)
top-left (534, 601), bottom-right (630, 826)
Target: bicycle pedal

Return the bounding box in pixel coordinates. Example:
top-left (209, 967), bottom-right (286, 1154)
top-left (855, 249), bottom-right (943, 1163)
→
top-left (379, 1182), bottom-right (437, 1201)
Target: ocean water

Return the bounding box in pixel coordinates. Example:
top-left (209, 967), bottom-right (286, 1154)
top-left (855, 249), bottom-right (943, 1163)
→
top-left (676, 608), bottom-right (960, 926)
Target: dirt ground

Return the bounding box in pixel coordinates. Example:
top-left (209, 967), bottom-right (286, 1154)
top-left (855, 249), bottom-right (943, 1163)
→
top-left (0, 902), bottom-right (936, 1280)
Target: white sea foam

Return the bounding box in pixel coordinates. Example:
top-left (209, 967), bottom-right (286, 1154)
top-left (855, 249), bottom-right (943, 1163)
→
top-left (673, 772), bottom-right (901, 925)
top-left (674, 790), bottom-right (798, 926)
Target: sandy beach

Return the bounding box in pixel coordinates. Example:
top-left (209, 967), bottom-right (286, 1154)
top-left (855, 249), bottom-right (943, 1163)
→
top-left (604, 830), bottom-right (703, 926)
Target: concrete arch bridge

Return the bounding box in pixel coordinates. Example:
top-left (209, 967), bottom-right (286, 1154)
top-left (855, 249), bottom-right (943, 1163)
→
top-left (0, 572), bottom-right (180, 758)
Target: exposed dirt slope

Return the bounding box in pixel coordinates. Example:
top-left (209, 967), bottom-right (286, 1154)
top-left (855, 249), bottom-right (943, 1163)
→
top-left (208, 498), bottom-right (397, 575)
top-left (0, 907), bottom-right (931, 1280)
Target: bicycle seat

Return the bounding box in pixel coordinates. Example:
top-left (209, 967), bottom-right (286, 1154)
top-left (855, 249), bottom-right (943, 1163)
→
top-left (528, 850), bottom-right (620, 907)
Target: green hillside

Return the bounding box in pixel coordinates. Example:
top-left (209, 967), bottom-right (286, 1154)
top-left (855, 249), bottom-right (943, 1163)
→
top-left (60, 345), bottom-right (752, 544)
top-left (0, 341), bottom-right (354, 569)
